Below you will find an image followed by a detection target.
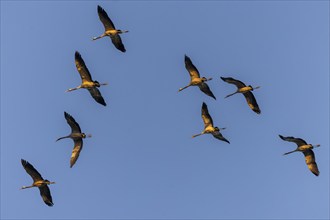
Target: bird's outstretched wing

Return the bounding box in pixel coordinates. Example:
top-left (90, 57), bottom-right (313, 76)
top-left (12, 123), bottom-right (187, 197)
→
top-left (198, 83), bottom-right (216, 100)
top-left (39, 185), bottom-right (54, 206)
top-left (279, 135), bottom-right (308, 146)
top-left (21, 159), bottom-right (43, 182)
top-left (212, 131), bottom-right (230, 144)
top-left (303, 150), bottom-right (319, 176)
top-left (75, 51), bottom-right (93, 83)
top-left (185, 55), bottom-right (200, 80)
top-left (97, 5), bottom-right (115, 31)
top-left (88, 87), bottom-right (107, 106)
top-left (201, 102), bottom-right (213, 128)
top-left (220, 77), bottom-right (246, 88)
top-left (110, 35), bottom-right (126, 52)
top-left (70, 139), bottom-right (83, 168)
top-left (243, 91), bottom-right (261, 114)
top-left (64, 112), bottom-right (82, 134)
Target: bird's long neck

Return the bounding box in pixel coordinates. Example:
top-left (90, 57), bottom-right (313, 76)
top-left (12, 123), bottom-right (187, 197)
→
top-left (99, 82), bottom-right (108, 86)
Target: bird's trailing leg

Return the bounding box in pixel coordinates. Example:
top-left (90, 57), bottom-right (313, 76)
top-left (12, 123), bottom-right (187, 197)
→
top-left (65, 85), bottom-right (82, 92)
top-left (178, 85), bottom-right (191, 92)
top-left (283, 150), bottom-right (298, 156)
top-left (192, 132), bottom-right (205, 138)
top-left (224, 91), bottom-right (238, 98)
top-left (20, 185), bottom-right (34, 190)
top-left (56, 135), bottom-right (71, 142)
top-left (92, 33), bottom-right (107, 41)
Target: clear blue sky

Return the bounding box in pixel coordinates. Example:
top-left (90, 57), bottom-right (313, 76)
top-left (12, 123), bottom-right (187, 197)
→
top-left (1, 1), bottom-right (329, 219)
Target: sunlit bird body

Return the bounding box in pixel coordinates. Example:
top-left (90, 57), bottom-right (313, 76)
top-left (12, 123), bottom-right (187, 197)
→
top-left (56, 112), bottom-right (91, 168)
top-left (179, 55), bottom-right (216, 100)
top-left (279, 135), bottom-right (320, 176)
top-left (66, 51), bottom-right (107, 106)
top-left (220, 76), bottom-right (261, 114)
top-left (192, 102), bottom-right (229, 143)
top-left (20, 159), bottom-right (55, 206)
top-left (93, 5), bottom-right (128, 52)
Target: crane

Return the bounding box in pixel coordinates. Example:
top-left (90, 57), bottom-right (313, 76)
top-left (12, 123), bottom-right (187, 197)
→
top-left (66, 51), bottom-right (107, 106)
top-left (179, 55), bottom-right (216, 100)
top-left (279, 135), bottom-right (320, 176)
top-left (192, 102), bottom-right (229, 143)
top-left (21, 159), bottom-right (55, 206)
top-left (93, 5), bottom-right (128, 52)
top-left (56, 112), bottom-right (91, 168)
top-left (220, 76), bottom-right (261, 114)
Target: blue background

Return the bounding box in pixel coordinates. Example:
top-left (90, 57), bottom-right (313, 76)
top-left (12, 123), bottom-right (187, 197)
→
top-left (1, 1), bottom-right (329, 219)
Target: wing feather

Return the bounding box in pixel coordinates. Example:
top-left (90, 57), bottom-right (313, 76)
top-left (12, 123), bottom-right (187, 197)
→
top-left (64, 112), bottom-right (82, 133)
top-left (88, 87), bottom-right (106, 106)
top-left (198, 83), bottom-right (216, 100)
top-left (75, 51), bottom-right (93, 83)
top-left (243, 91), bottom-right (261, 114)
top-left (110, 35), bottom-right (126, 52)
top-left (185, 55), bottom-right (200, 80)
top-left (70, 139), bottom-right (83, 168)
top-left (39, 185), bottom-right (54, 206)
top-left (212, 131), bottom-right (230, 144)
top-left (303, 150), bottom-right (319, 176)
top-left (279, 135), bottom-right (308, 146)
top-left (220, 77), bottom-right (246, 88)
top-left (21, 159), bottom-right (43, 182)
top-left (97, 5), bottom-right (115, 31)
top-left (201, 102), bottom-right (213, 128)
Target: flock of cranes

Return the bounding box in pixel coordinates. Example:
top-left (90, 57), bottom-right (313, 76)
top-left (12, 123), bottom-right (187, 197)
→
top-left (20, 4), bottom-right (321, 207)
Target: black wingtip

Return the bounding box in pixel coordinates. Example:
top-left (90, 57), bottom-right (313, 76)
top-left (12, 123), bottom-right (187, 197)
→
top-left (279, 135), bottom-right (285, 140)
top-left (45, 201), bottom-right (54, 207)
top-left (21, 159), bottom-right (26, 165)
top-left (254, 109), bottom-right (261, 114)
top-left (97, 5), bottom-right (103, 12)
top-left (220, 76), bottom-right (225, 81)
top-left (75, 51), bottom-right (82, 60)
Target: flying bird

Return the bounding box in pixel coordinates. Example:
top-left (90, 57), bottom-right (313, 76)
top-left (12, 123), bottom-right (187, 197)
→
top-left (56, 112), bottom-right (92, 168)
top-left (93, 5), bottom-right (128, 52)
top-left (20, 159), bottom-right (55, 206)
top-left (220, 76), bottom-right (261, 114)
top-left (279, 135), bottom-right (320, 176)
top-left (192, 102), bottom-right (229, 143)
top-left (66, 51), bottom-right (107, 106)
top-left (178, 55), bottom-right (216, 100)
